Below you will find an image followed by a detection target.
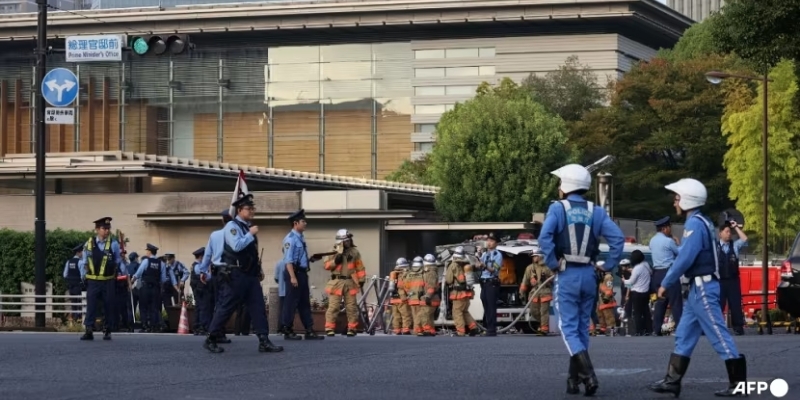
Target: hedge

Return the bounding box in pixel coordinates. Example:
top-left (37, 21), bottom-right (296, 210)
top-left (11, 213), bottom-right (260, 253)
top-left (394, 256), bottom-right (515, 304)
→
top-left (0, 228), bottom-right (101, 296)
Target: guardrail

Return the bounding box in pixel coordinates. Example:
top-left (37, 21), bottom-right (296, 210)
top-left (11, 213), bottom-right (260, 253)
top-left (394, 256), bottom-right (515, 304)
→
top-left (0, 292), bottom-right (87, 331)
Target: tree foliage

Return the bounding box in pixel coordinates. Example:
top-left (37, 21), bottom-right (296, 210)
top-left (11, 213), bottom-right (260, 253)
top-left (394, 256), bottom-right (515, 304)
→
top-left (721, 60), bottom-right (800, 242)
top-left (572, 54), bottom-right (738, 219)
top-left (384, 155), bottom-right (434, 185)
top-left (429, 78), bottom-right (576, 222)
top-left (660, 14), bottom-right (723, 62)
top-left (521, 55), bottom-right (606, 123)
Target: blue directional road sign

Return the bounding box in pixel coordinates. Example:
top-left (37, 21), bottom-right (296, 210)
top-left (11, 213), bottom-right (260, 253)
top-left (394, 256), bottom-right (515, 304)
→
top-left (42, 68), bottom-right (79, 108)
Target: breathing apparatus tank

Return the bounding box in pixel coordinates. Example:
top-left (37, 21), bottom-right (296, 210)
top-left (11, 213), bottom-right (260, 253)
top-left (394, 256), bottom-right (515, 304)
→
top-left (452, 246), bottom-right (474, 286)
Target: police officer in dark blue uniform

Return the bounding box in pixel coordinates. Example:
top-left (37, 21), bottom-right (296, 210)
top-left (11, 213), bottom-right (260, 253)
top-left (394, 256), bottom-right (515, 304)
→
top-left (649, 178), bottom-right (747, 397)
top-left (717, 220), bottom-right (748, 336)
top-left (80, 217), bottom-right (124, 341)
top-left (203, 194), bottom-right (283, 353)
top-left (280, 209), bottom-right (325, 341)
top-left (131, 243), bottom-right (177, 333)
top-left (190, 247), bottom-right (214, 335)
top-left (650, 216), bottom-right (682, 335)
top-left (63, 244), bottom-right (86, 324)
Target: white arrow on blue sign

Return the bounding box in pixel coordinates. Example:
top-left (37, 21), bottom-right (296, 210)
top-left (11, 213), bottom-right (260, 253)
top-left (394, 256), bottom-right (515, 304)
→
top-left (42, 68), bottom-right (79, 108)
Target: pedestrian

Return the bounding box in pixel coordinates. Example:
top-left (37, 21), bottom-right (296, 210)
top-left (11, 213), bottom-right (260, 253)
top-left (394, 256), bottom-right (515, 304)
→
top-left (623, 251), bottom-right (653, 336)
top-left (273, 258), bottom-right (287, 334)
top-left (280, 209), bottom-right (325, 341)
top-left (649, 178), bottom-right (747, 397)
top-left (478, 232), bottom-right (503, 336)
top-left (80, 217), bottom-right (125, 341)
top-left (131, 244), bottom-right (177, 333)
top-left (538, 164), bottom-right (625, 396)
top-left (717, 220), bottom-right (748, 335)
top-left (63, 244), bottom-right (85, 325)
top-left (203, 194), bottom-right (283, 353)
top-left (650, 216), bottom-right (682, 335)
top-left (195, 209), bottom-right (234, 344)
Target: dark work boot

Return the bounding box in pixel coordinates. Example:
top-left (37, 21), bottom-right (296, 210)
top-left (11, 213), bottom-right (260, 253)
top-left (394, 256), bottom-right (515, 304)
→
top-left (216, 333), bottom-right (232, 344)
top-left (258, 334), bottom-right (284, 353)
top-left (204, 335), bottom-right (224, 353)
top-left (573, 350), bottom-right (599, 396)
top-left (714, 355), bottom-right (747, 397)
top-left (80, 328), bottom-right (94, 341)
top-left (102, 329), bottom-right (112, 341)
top-left (283, 328), bottom-right (302, 341)
top-left (304, 330), bottom-right (325, 340)
top-left (566, 356), bottom-right (580, 394)
top-left (649, 353), bottom-right (691, 398)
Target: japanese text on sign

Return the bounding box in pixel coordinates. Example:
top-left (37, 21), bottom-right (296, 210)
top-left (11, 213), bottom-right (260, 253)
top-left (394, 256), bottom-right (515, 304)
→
top-left (45, 107), bottom-right (76, 125)
top-left (66, 35), bottom-right (125, 62)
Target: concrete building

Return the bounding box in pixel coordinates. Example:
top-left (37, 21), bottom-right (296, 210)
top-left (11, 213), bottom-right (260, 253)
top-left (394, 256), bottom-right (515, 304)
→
top-left (666, 0), bottom-right (724, 22)
top-left (0, 0), bottom-right (80, 14)
top-left (0, 0), bottom-right (691, 179)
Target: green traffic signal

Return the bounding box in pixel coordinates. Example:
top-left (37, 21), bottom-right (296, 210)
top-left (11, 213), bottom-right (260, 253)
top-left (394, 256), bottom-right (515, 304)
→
top-left (129, 35), bottom-right (190, 56)
top-left (132, 37), bottom-right (148, 55)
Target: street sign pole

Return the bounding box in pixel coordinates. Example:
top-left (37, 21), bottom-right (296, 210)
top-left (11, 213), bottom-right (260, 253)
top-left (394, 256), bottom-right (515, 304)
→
top-left (34, 0), bottom-right (47, 329)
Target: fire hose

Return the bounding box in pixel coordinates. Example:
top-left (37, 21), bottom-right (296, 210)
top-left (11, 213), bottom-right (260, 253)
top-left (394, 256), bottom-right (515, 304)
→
top-left (472, 275), bottom-right (556, 334)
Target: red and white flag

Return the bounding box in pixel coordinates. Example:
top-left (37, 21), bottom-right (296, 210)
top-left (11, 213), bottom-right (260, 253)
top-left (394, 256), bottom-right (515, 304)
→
top-left (228, 170), bottom-right (249, 217)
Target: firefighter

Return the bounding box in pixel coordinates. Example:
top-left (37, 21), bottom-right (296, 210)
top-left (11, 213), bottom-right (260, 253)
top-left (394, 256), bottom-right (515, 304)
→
top-left (323, 229), bottom-right (366, 337)
top-left (445, 247), bottom-right (479, 336)
top-left (421, 254), bottom-right (440, 336)
top-left (597, 274), bottom-right (617, 335)
top-left (404, 256), bottom-right (427, 336)
top-left (389, 258), bottom-right (412, 335)
top-left (520, 249), bottom-right (553, 335)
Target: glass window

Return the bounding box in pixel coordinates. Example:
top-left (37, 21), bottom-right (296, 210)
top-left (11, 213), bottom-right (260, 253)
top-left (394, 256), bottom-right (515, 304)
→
top-left (415, 142), bottom-right (434, 152)
top-left (416, 124), bottom-right (437, 133)
top-left (415, 86), bottom-right (445, 96)
top-left (415, 68), bottom-right (445, 78)
top-left (479, 47), bottom-right (496, 57)
top-left (415, 49), bottom-right (445, 59)
top-left (444, 104), bottom-right (455, 112)
top-left (446, 48), bottom-right (479, 58)
top-left (268, 63), bottom-right (319, 83)
top-left (269, 46), bottom-right (319, 64)
top-left (321, 61), bottom-right (372, 81)
top-left (446, 85), bottom-right (477, 95)
top-left (321, 44), bottom-right (372, 62)
top-left (446, 67), bottom-right (479, 77)
top-left (415, 104), bottom-right (447, 114)
top-left (479, 66), bottom-right (496, 76)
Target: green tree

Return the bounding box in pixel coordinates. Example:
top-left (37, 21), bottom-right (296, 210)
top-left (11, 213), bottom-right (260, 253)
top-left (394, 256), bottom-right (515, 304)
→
top-left (572, 54), bottom-right (738, 219)
top-left (429, 78), bottom-right (576, 222)
top-left (521, 55), bottom-right (606, 123)
top-left (384, 154), bottom-right (434, 185)
top-left (659, 14), bottom-right (724, 62)
top-left (721, 60), bottom-right (800, 244)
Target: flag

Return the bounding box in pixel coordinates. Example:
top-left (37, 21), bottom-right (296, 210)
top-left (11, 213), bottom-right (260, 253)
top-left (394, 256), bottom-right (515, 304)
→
top-left (228, 170), bottom-right (249, 217)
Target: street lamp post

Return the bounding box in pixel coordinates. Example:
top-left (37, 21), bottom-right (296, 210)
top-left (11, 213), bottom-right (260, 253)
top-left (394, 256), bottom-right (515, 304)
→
top-left (705, 70), bottom-right (772, 335)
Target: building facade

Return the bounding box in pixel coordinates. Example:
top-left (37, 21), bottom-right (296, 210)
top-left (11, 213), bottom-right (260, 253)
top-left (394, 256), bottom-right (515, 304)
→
top-left (667, 0), bottom-right (724, 22)
top-left (0, 1), bottom-right (690, 179)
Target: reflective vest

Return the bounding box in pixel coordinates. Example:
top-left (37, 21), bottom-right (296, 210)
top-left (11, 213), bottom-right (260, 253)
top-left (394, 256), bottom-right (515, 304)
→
top-left (85, 238), bottom-right (117, 281)
top-left (684, 213), bottom-right (721, 279)
top-left (556, 200), bottom-right (598, 265)
top-left (64, 257), bottom-right (82, 284)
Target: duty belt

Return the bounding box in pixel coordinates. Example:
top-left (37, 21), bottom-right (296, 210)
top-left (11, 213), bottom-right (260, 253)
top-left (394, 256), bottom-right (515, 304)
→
top-left (332, 275), bottom-right (349, 280)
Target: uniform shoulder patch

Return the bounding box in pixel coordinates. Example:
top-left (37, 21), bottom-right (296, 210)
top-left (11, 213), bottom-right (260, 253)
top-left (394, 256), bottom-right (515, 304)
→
top-left (284, 242), bottom-right (290, 249)
top-left (683, 230), bottom-right (693, 238)
top-left (230, 228), bottom-right (237, 235)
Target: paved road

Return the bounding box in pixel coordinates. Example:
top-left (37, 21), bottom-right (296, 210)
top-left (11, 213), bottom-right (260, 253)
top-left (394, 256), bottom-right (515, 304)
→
top-left (0, 332), bottom-right (797, 400)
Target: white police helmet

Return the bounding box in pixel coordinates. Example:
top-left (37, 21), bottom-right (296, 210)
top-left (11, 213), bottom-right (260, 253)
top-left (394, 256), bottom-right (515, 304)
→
top-left (620, 259), bottom-right (630, 266)
top-left (335, 229), bottom-right (351, 244)
top-left (423, 254), bottom-right (437, 266)
top-left (411, 256), bottom-right (423, 269)
top-left (551, 164), bottom-right (592, 194)
top-left (665, 178), bottom-right (707, 211)
top-left (395, 257), bottom-right (409, 270)
top-left (452, 246), bottom-right (466, 261)
top-left (596, 260), bottom-right (606, 268)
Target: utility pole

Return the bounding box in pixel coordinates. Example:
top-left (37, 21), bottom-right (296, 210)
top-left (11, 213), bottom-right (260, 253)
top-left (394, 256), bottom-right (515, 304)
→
top-left (34, 0), bottom-right (48, 328)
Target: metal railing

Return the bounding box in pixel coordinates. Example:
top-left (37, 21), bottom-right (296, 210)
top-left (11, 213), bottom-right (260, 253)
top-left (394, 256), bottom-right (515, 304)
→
top-left (0, 292), bottom-right (87, 328)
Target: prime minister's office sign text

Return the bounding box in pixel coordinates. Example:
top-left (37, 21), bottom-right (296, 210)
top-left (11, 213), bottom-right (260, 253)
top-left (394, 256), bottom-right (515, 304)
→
top-left (65, 35), bottom-right (126, 62)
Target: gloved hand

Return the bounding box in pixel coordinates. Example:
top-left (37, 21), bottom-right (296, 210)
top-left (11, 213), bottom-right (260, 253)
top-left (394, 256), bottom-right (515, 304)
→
top-left (423, 297), bottom-right (432, 306)
top-left (334, 254), bottom-right (344, 264)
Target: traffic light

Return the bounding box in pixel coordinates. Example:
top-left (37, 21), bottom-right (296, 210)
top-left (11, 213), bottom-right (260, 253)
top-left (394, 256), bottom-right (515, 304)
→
top-left (129, 34), bottom-right (191, 56)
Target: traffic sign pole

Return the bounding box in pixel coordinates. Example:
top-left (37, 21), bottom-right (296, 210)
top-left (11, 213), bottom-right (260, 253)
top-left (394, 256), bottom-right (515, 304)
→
top-left (34, 0), bottom-right (47, 329)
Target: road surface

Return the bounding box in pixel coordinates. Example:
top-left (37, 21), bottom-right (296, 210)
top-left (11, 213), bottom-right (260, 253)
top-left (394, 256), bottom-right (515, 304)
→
top-left (0, 331), bottom-right (797, 399)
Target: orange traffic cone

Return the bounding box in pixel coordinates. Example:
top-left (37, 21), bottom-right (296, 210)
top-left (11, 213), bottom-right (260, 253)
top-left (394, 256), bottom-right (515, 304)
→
top-left (177, 302), bottom-right (190, 335)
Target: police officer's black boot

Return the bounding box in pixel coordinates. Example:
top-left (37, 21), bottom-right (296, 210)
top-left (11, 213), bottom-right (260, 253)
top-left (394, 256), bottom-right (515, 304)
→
top-left (258, 334), bottom-right (285, 353)
top-left (283, 327), bottom-right (302, 341)
top-left (649, 353), bottom-right (691, 398)
top-left (573, 350), bottom-right (599, 396)
top-left (566, 357), bottom-right (580, 394)
top-left (304, 330), bottom-right (325, 340)
top-left (714, 355), bottom-right (747, 397)
top-left (204, 334), bottom-right (224, 353)
top-left (102, 329), bottom-right (112, 340)
top-left (80, 327), bottom-right (94, 341)
top-left (217, 333), bottom-right (232, 344)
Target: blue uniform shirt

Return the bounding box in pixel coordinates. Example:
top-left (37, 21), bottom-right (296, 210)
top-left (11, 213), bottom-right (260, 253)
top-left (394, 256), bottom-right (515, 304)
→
top-left (719, 238), bottom-right (747, 258)
top-left (62, 259), bottom-right (86, 280)
top-left (282, 229), bottom-right (308, 269)
top-left (650, 232), bottom-right (679, 269)
top-left (169, 261), bottom-right (190, 283)
top-left (662, 210), bottom-right (717, 290)
top-left (480, 250), bottom-right (503, 279)
top-left (133, 258), bottom-right (177, 285)
top-left (274, 260), bottom-right (287, 296)
top-left (197, 229), bottom-right (226, 276)
top-left (538, 194), bottom-right (625, 271)
top-left (80, 236), bottom-right (125, 277)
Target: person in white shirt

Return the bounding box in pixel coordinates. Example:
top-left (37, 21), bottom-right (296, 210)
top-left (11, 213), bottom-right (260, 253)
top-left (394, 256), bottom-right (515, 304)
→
top-left (623, 250), bottom-right (653, 336)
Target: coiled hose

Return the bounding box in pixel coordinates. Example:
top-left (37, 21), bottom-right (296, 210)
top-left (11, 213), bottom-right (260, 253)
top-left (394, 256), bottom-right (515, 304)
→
top-left (472, 274), bottom-right (556, 334)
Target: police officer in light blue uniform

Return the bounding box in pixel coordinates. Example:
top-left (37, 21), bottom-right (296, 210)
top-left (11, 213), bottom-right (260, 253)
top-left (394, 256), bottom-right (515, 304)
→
top-left (63, 244), bottom-right (86, 323)
top-left (163, 253), bottom-right (189, 308)
top-left (196, 209), bottom-right (234, 343)
top-left (274, 259), bottom-right (287, 334)
top-left (132, 243), bottom-right (177, 333)
top-left (280, 209), bottom-right (325, 341)
top-left (80, 217), bottom-right (125, 341)
top-left (478, 233), bottom-right (503, 336)
top-left (649, 216), bottom-right (682, 335)
top-left (538, 164), bottom-right (624, 397)
top-left (649, 178), bottom-right (747, 398)
top-left (203, 194), bottom-right (283, 353)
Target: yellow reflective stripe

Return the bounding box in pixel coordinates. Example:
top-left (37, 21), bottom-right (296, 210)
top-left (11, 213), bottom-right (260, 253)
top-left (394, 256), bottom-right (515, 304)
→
top-left (85, 238), bottom-right (112, 280)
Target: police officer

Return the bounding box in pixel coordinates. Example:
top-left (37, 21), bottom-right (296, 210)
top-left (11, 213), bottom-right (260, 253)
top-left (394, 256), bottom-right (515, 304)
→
top-left (478, 232), bottom-right (502, 336)
top-left (164, 253), bottom-right (189, 308)
top-left (280, 209), bottom-right (325, 340)
top-left (650, 216), bottom-right (682, 335)
top-left (127, 252), bottom-right (141, 319)
top-left (115, 256), bottom-right (134, 333)
top-left (718, 220), bottom-right (748, 336)
top-left (63, 244), bottom-right (85, 325)
top-left (131, 244), bottom-right (177, 333)
top-left (196, 209), bottom-right (234, 344)
top-left (538, 164), bottom-right (625, 396)
top-left (273, 257), bottom-right (287, 334)
top-left (80, 217), bottom-right (125, 341)
top-left (203, 194), bottom-right (283, 353)
top-left (649, 179), bottom-right (747, 397)
top-left (191, 247), bottom-right (214, 335)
